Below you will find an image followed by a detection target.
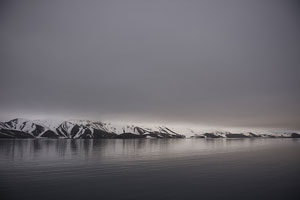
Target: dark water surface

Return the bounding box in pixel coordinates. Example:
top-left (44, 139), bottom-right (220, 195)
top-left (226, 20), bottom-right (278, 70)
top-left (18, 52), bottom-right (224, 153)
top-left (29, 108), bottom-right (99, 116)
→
top-left (0, 139), bottom-right (299, 200)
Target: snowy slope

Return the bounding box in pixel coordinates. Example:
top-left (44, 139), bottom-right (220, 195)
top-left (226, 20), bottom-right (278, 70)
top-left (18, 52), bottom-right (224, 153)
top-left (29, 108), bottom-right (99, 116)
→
top-left (0, 118), bottom-right (57, 137)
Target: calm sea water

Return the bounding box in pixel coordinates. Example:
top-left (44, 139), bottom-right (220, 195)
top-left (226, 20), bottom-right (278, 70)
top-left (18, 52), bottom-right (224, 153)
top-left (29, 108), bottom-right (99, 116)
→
top-left (0, 138), bottom-right (299, 200)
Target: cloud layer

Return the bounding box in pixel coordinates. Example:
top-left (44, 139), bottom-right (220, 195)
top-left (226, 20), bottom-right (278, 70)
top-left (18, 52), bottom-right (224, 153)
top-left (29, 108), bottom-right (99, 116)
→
top-left (1, 0), bottom-right (300, 129)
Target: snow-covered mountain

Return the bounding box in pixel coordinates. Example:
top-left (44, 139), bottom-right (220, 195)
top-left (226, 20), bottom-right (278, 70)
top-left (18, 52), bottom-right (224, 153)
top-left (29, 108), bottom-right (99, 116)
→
top-left (190, 131), bottom-right (300, 138)
top-left (0, 118), bottom-right (299, 139)
top-left (0, 118), bottom-right (185, 139)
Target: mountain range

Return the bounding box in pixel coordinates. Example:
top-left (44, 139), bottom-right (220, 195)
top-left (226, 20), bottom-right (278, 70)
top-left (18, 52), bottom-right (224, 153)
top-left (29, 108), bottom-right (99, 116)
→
top-left (0, 118), bottom-right (299, 139)
top-left (0, 118), bottom-right (185, 139)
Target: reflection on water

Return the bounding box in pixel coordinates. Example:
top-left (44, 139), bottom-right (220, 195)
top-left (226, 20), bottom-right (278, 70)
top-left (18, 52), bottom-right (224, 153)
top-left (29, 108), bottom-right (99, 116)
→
top-left (0, 138), bottom-right (296, 163)
top-left (0, 138), bottom-right (299, 200)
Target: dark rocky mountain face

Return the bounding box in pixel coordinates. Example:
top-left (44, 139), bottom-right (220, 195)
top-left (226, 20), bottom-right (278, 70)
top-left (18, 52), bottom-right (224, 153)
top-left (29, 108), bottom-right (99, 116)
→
top-left (225, 133), bottom-right (250, 138)
top-left (291, 133), bottom-right (300, 138)
top-left (92, 129), bottom-right (117, 139)
top-left (116, 133), bottom-right (146, 139)
top-left (0, 129), bottom-right (34, 138)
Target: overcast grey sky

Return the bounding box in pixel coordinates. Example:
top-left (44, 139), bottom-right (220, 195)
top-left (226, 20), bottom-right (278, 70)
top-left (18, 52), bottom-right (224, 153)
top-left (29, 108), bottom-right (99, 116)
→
top-left (1, 0), bottom-right (300, 129)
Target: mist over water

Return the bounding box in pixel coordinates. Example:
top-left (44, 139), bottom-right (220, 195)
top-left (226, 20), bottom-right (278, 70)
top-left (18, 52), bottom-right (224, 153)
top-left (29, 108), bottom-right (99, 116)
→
top-left (0, 138), bottom-right (299, 200)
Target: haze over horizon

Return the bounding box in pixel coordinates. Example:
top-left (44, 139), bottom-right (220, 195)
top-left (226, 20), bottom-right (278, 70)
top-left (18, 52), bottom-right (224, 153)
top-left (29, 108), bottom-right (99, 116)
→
top-left (1, 0), bottom-right (300, 130)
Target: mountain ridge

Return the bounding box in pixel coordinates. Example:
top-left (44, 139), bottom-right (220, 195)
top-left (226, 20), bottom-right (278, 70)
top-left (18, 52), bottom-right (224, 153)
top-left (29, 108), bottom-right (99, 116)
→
top-left (0, 118), bottom-right (185, 139)
top-left (0, 118), bottom-right (299, 139)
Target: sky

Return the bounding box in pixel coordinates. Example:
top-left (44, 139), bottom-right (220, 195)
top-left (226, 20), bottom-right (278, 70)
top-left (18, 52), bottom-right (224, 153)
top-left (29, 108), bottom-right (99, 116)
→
top-left (1, 0), bottom-right (300, 129)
